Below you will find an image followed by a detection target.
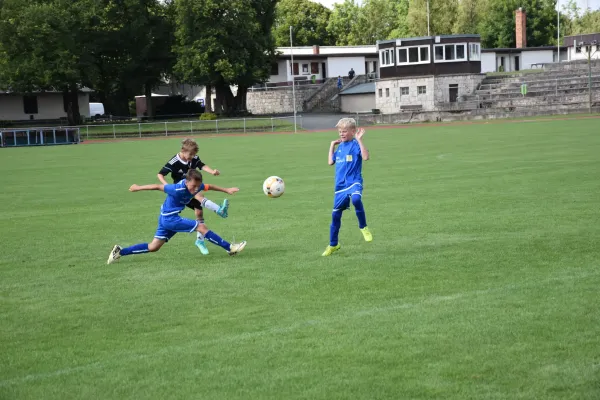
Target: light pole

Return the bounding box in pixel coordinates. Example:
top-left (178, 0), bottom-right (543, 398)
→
top-left (557, 1), bottom-right (560, 62)
top-left (290, 26), bottom-right (297, 133)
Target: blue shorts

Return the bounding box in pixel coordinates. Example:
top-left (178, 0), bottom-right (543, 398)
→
top-left (154, 214), bottom-right (199, 242)
top-left (333, 183), bottom-right (363, 211)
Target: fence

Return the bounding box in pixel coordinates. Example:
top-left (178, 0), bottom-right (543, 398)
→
top-left (0, 127), bottom-right (81, 147)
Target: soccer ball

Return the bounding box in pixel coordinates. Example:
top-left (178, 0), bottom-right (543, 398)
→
top-left (263, 176), bottom-right (285, 198)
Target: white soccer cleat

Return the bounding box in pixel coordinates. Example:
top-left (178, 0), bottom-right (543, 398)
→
top-left (107, 245), bottom-right (122, 264)
top-left (228, 241), bottom-right (247, 256)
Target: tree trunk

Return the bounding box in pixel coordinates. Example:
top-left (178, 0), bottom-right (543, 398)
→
top-left (235, 84), bottom-right (248, 114)
top-left (144, 83), bottom-right (153, 119)
top-left (205, 83), bottom-right (212, 113)
top-left (65, 84), bottom-right (81, 126)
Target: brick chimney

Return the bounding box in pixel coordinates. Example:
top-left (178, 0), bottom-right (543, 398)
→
top-left (515, 8), bottom-right (527, 48)
top-left (312, 45), bottom-right (320, 55)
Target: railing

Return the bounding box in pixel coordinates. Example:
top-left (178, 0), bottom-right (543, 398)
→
top-left (1, 116), bottom-right (303, 141)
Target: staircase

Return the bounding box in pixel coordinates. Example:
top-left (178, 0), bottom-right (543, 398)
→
top-left (303, 75), bottom-right (366, 113)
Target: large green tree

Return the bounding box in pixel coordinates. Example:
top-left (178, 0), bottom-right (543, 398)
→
top-left (452, 0), bottom-right (489, 35)
top-left (0, 0), bottom-right (95, 124)
top-left (479, 0), bottom-right (559, 48)
top-left (174, 0), bottom-right (278, 115)
top-left (273, 0), bottom-right (333, 46)
top-left (407, 0), bottom-right (458, 36)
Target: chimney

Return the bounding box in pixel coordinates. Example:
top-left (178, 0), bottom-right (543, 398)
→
top-left (312, 45), bottom-right (320, 55)
top-left (515, 8), bottom-right (527, 48)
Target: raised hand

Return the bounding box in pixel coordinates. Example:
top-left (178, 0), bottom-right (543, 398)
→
top-left (356, 128), bottom-right (366, 140)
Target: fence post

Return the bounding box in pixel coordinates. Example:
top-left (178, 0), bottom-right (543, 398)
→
top-left (86, 125), bottom-right (89, 140)
top-left (139, 123), bottom-right (142, 138)
top-left (190, 121), bottom-right (193, 134)
top-left (216, 119), bottom-right (219, 134)
top-left (300, 115), bottom-right (303, 129)
top-left (556, 79), bottom-right (558, 96)
top-left (165, 122), bottom-right (168, 136)
top-left (113, 124), bottom-right (116, 139)
top-left (271, 117), bottom-right (274, 132)
top-left (243, 118), bottom-right (246, 133)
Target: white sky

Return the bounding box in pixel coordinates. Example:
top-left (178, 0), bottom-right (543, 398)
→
top-left (312, 0), bottom-right (600, 11)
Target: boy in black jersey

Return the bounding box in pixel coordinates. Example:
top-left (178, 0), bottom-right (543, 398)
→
top-left (158, 138), bottom-right (230, 255)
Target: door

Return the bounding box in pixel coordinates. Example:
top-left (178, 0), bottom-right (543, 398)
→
top-left (322, 62), bottom-right (327, 79)
top-left (515, 56), bottom-right (520, 71)
top-left (449, 84), bottom-right (459, 102)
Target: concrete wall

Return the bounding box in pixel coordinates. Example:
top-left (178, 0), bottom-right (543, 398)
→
top-left (327, 56), bottom-right (365, 77)
top-left (246, 86), bottom-right (319, 114)
top-left (340, 94), bottom-right (376, 113)
top-left (375, 74), bottom-right (484, 112)
top-left (481, 53), bottom-right (496, 73)
top-left (521, 50), bottom-right (553, 69)
top-left (0, 93), bottom-right (90, 121)
top-left (568, 46), bottom-right (600, 61)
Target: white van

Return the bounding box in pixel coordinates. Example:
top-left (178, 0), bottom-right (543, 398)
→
top-left (89, 102), bottom-right (105, 117)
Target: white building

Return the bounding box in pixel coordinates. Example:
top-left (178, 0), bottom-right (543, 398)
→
top-left (262, 45), bottom-right (379, 88)
top-left (0, 90), bottom-right (92, 122)
top-left (563, 33), bottom-right (600, 61)
top-left (481, 46), bottom-right (568, 73)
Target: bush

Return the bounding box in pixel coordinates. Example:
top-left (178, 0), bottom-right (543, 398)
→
top-left (199, 113), bottom-right (217, 120)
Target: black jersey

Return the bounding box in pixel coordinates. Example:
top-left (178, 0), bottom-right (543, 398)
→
top-left (159, 153), bottom-right (206, 183)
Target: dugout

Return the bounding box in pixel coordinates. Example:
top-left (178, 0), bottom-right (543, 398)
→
top-left (0, 127), bottom-right (80, 147)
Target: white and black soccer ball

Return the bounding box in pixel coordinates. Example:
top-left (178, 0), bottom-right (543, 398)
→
top-left (263, 176), bottom-right (285, 198)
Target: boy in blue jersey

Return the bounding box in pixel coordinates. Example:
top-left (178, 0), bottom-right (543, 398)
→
top-left (107, 169), bottom-right (246, 264)
top-left (322, 118), bottom-right (372, 256)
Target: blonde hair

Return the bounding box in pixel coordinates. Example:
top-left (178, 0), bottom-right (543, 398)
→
top-left (181, 138), bottom-right (199, 153)
top-left (335, 118), bottom-right (357, 130)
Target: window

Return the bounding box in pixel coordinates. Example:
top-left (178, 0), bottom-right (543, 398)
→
top-left (23, 95), bottom-right (38, 114)
top-left (417, 86), bottom-right (427, 95)
top-left (378, 88), bottom-right (383, 97)
top-left (400, 87), bottom-right (409, 95)
top-left (386, 88), bottom-right (390, 97)
top-left (575, 45), bottom-right (582, 53)
top-left (311, 62), bottom-right (319, 74)
top-left (379, 48), bottom-right (395, 67)
top-left (271, 63), bottom-right (279, 75)
top-left (397, 45), bottom-right (430, 65)
top-left (469, 43), bottom-right (481, 61)
top-left (301, 63), bottom-right (309, 74)
top-left (434, 43), bottom-right (467, 63)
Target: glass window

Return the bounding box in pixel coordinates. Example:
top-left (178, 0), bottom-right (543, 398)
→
top-left (456, 44), bottom-right (465, 60)
top-left (401, 87), bottom-right (409, 95)
top-left (445, 45), bottom-right (455, 60)
top-left (398, 48), bottom-right (408, 63)
top-left (420, 46), bottom-right (429, 62)
top-left (418, 86), bottom-right (426, 94)
top-left (408, 47), bottom-right (419, 63)
top-left (435, 46), bottom-right (444, 60)
top-left (386, 88), bottom-right (390, 97)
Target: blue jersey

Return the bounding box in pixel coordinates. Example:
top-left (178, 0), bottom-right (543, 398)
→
top-left (334, 139), bottom-right (363, 190)
top-left (160, 180), bottom-right (205, 216)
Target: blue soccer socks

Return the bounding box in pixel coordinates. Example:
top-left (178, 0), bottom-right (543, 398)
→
top-left (120, 243), bottom-right (150, 256)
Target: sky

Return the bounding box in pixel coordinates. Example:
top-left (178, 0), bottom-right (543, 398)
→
top-left (312, 0), bottom-right (600, 11)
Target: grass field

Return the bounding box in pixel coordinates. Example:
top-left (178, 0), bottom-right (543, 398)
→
top-left (1, 118), bottom-right (599, 399)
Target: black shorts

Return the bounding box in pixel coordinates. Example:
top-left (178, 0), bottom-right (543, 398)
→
top-left (186, 198), bottom-right (203, 211)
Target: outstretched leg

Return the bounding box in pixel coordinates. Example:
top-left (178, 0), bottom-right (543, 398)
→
top-left (197, 223), bottom-right (246, 256)
top-left (107, 238), bottom-right (166, 264)
top-left (322, 209), bottom-right (343, 256)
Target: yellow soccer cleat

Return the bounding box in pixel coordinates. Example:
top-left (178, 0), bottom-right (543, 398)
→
top-left (322, 244), bottom-right (341, 256)
top-left (360, 227), bottom-right (373, 242)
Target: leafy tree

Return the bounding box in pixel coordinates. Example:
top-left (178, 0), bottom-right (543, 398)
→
top-left (273, 0), bottom-right (333, 46)
top-left (452, 0), bottom-right (489, 35)
top-left (174, 0), bottom-right (278, 115)
top-left (479, 0), bottom-right (559, 48)
top-left (407, 0), bottom-right (458, 36)
top-left (327, 0), bottom-right (361, 45)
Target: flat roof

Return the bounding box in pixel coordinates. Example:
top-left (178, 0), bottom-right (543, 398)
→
top-left (339, 82), bottom-right (375, 95)
top-left (377, 34), bottom-right (480, 45)
top-left (482, 46), bottom-right (567, 53)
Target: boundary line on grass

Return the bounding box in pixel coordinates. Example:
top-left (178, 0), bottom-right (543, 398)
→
top-left (1, 268), bottom-right (597, 387)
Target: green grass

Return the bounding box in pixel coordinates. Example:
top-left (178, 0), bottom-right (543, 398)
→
top-left (82, 117), bottom-right (296, 138)
top-left (1, 119), bottom-right (600, 399)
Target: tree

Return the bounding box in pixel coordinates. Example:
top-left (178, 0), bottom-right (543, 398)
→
top-left (327, 0), bottom-right (361, 45)
top-left (453, 0), bottom-right (489, 35)
top-left (407, 0), bottom-right (458, 37)
top-left (0, 0), bottom-right (95, 124)
top-left (272, 0), bottom-right (333, 46)
top-left (174, 0), bottom-right (278, 115)
top-left (479, 0), bottom-right (560, 48)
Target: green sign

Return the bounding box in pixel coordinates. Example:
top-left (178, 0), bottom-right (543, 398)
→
top-left (521, 84), bottom-right (528, 96)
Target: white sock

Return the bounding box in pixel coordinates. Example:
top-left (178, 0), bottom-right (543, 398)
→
top-left (197, 220), bottom-right (205, 240)
top-left (201, 198), bottom-right (220, 213)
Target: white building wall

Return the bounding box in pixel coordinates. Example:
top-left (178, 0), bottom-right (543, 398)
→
top-left (0, 93), bottom-right (90, 121)
top-left (269, 60), bottom-right (289, 83)
top-left (521, 50), bottom-right (553, 69)
top-left (481, 52), bottom-right (496, 73)
top-left (327, 56), bottom-right (366, 78)
top-left (376, 77), bottom-right (435, 112)
top-left (340, 94), bottom-right (375, 113)
top-left (568, 46), bottom-right (600, 61)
